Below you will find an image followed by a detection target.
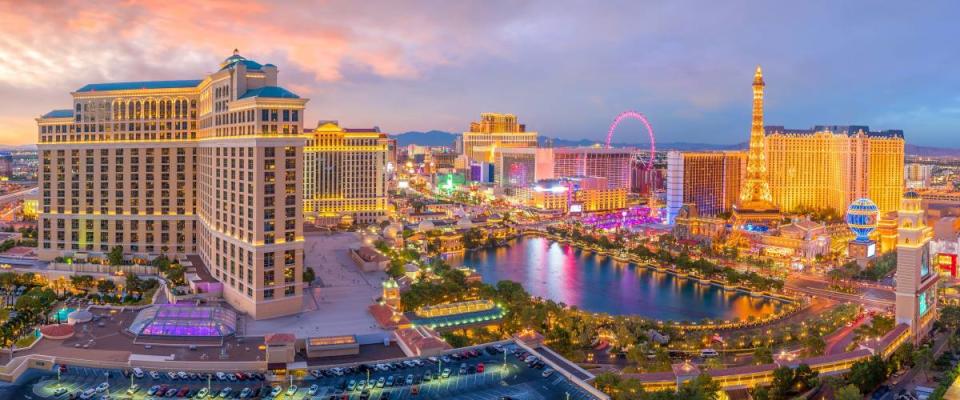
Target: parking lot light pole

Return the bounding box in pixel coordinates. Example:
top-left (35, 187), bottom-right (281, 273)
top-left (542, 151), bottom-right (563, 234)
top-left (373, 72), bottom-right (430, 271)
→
top-left (207, 374), bottom-right (211, 393)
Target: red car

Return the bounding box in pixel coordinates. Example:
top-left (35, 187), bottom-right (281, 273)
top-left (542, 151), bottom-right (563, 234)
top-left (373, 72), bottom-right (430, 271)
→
top-left (477, 363), bottom-right (485, 373)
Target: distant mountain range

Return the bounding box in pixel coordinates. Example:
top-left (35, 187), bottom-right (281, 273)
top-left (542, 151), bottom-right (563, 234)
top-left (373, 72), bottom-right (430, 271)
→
top-left (389, 130), bottom-right (960, 156)
top-left (5, 133), bottom-right (959, 157)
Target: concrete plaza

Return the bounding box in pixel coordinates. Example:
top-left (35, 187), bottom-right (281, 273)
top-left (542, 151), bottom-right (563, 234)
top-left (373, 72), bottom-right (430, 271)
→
top-left (244, 232), bottom-right (390, 342)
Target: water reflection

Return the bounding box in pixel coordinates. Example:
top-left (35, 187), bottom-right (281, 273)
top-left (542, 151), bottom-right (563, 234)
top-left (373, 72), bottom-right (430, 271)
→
top-left (450, 237), bottom-right (783, 321)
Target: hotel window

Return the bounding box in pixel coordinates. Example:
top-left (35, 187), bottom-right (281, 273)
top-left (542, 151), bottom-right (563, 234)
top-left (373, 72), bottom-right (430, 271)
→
top-left (264, 289), bottom-right (274, 299)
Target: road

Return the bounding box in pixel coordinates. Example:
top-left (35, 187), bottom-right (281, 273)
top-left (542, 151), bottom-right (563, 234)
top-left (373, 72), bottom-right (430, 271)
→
top-left (786, 275), bottom-right (895, 309)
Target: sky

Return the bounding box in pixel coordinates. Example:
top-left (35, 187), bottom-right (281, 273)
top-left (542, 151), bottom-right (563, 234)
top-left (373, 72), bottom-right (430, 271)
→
top-left (1, 0), bottom-right (958, 147)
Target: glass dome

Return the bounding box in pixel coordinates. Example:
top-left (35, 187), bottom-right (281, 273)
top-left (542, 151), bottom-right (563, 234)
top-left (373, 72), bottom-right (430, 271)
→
top-left (128, 305), bottom-right (236, 337)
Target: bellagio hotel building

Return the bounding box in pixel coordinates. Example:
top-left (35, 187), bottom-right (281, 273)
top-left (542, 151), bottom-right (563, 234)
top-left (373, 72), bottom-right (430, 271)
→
top-left (36, 51), bottom-right (306, 319)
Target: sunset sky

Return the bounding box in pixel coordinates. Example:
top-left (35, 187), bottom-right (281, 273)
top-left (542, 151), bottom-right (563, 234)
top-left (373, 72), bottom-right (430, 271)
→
top-left (1, 0), bottom-right (958, 146)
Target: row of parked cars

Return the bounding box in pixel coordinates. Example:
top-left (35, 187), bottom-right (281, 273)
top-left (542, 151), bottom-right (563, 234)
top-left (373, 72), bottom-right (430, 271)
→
top-left (126, 368), bottom-right (267, 382)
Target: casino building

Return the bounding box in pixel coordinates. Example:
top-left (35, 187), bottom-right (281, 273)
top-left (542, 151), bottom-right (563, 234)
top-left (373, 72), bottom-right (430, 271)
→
top-left (36, 50), bottom-right (306, 319)
top-left (303, 120), bottom-right (389, 226)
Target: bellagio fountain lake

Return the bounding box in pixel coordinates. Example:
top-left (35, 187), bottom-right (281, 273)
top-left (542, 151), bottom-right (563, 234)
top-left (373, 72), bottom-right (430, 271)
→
top-left (451, 236), bottom-right (784, 322)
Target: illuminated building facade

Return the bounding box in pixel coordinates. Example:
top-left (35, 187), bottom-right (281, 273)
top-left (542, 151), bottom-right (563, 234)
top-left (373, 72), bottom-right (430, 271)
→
top-left (36, 50), bottom-right (306, 319)
top-left (493, 147), bottom-right (634, 190)
top-left (764, 125), bottom-right (905, 214)
top-left (551, 147), bottom-right (634, 189)
top-left (732, 66), bottom-right (781, 228)
top-left (461, 113), bottom-right (538, 163)
top-left (894, 191), bottom-right (938, 344)
top-left (631, 163), bottom-right (665, 196)
top-left (303, 121), bottom-right (389, 226)
top-left (665, 150), bottom-right (745, 224)
top-left (527, 177), bottom-right (626, 213)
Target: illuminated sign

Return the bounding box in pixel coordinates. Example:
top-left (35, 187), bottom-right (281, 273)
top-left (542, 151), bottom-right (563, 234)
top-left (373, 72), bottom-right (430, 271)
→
top-left (570, 204), bottom-right (583, 213)
top-left (866, 243), bottom-right (876, 258)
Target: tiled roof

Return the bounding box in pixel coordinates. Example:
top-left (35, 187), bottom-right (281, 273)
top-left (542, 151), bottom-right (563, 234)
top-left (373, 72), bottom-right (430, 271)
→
top-left (764, 125), bottom-right (904, 139)
top-left (42, 109), bottom-right (74, 118)
top-left (220, 59), bottom-right (263, 71)
top-left (76, 79), bottom-right (203, 92)
top-left (237, 86), bottom-right (300, 100)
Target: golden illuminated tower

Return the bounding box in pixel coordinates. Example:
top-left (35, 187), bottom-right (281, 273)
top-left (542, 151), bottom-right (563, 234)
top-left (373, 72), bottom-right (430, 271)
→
top-left (732, 66), bottom-right (781, 228)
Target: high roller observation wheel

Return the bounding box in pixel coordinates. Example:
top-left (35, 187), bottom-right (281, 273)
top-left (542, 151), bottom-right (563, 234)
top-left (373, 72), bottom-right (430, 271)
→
top-left (605, 111), bottom-right (655, 169)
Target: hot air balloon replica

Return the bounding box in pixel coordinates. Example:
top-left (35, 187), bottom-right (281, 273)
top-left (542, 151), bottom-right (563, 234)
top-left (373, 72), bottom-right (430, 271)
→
top-left (846, 198), bottom-right (879, 265)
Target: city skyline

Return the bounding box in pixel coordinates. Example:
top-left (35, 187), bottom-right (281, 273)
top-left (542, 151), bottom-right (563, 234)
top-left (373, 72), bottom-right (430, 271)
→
top-left (2, 1), bottom-right (960, 147)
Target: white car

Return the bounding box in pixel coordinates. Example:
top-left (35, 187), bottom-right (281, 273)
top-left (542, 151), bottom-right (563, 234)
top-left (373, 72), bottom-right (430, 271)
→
top-left (270, 385), bottom-right (282, 397)
top-left (239, 387), bottom-right (252, 398)
top-left (308, 384), bottom-right (319, 395)
top-left (542, 368), bottom-right (555, 378)
top-left (216, 371), bottom-right (227, 380)
top-left (53, 387), bottom-right (68, 395)
top-left (286, 385), bottom-right (298, 396)
top-left (166, 371), bottom-right (177, 380)
top-left (177, 371), bottom-right (187, 379)
top-left (196, 387), bottom-right (209, 398)
top-left (149, 371), bottom-right (160, 379)
top-left (95, 382), bottom-right (109, 392)
top-left (79, 389), bottom-right (96, 399)
top-left (133, 368), bottom-right (145, 378)
top-left (126, 384), bottom-right (140, 394)
top-left (218, 387), bottom-right (232, 397)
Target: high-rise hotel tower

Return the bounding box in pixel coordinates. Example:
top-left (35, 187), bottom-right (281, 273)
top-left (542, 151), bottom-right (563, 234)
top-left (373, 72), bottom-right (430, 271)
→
top-left (303, 121), bottom-right (389, 226)
top-left (36, 51), bottom-right (306, 319)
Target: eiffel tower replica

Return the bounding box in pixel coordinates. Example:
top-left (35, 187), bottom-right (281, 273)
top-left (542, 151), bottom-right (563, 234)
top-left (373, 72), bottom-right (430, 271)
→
top-left (732, 66), bottom-right (781, 230)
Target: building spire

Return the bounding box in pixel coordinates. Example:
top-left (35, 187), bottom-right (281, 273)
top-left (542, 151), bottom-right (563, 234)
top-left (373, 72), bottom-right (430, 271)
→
top-left (233, 48), bottom-right (239, 56)
top-left (740, 65), bottom-right (773, 204)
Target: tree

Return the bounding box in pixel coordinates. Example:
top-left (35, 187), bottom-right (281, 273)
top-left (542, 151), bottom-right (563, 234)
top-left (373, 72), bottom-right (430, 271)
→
top-left (848, 355), bottom-right (888, 393)
top-left (769, 366), bottom-right (795, 400)
top-left (940, 305), bottom-right (960, 331)
top-left (97, 279), bottom-right (116, 294)
top-left (803, 335), bottom-right (826, 356)
top-left (69, 275), bottom-right (95, 293)
top-left (675, 373), bottom-right (720, 400)
top-left (793, 364), bottom-right (819, 393)
top-left (107, 245), bottom-right (124, 266)
top-left (834, 384), bottom-right (862, 400)
top-left (303, 267), bottom-right (316, 285)
top-left (125, 273), bottom-right (143, 296)
top-left (913, 346), bottom-right (934, 381)
top-left (753, 346), bottom-right (774, 364)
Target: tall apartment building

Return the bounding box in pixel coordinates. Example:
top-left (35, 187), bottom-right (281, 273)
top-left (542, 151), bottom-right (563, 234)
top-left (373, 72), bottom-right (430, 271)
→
top-left (666, 151), bottom-right (745, 224)
top-left (303, 121), bottom-right (389, 226)
top-left (36, 51), bottom-right (306, 319)
top-left (764, 125), bottom-right (905, 214)
top-left (461, 113), bottom-right (538, 163)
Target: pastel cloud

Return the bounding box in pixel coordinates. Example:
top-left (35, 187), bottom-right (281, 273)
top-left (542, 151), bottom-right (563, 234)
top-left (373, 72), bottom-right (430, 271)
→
top-left (0, 1), bottom-right (957, 146)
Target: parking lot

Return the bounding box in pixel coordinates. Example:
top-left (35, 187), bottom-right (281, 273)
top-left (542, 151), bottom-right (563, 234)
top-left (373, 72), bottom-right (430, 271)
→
top-left (23, 344), bottom-right (601, 399)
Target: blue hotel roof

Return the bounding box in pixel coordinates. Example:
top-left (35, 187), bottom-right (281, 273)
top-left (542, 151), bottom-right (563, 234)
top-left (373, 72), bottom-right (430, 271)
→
top-left (75, 79), bottom-right (203, 93)
top-left (42, 109), bottom-right (74, 118)
top-left (237, 86), bottom-right (300, 100)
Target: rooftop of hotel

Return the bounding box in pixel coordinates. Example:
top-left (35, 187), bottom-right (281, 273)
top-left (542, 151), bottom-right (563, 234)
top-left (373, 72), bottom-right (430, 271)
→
top-left (764, 125), bottom-right (904, 138)
top-left (41, 109), bottom-right (74, 119)
top-left (75, 79), bottom-right (203, 93)
top-left (237, 85), bottom-right (300, 99)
